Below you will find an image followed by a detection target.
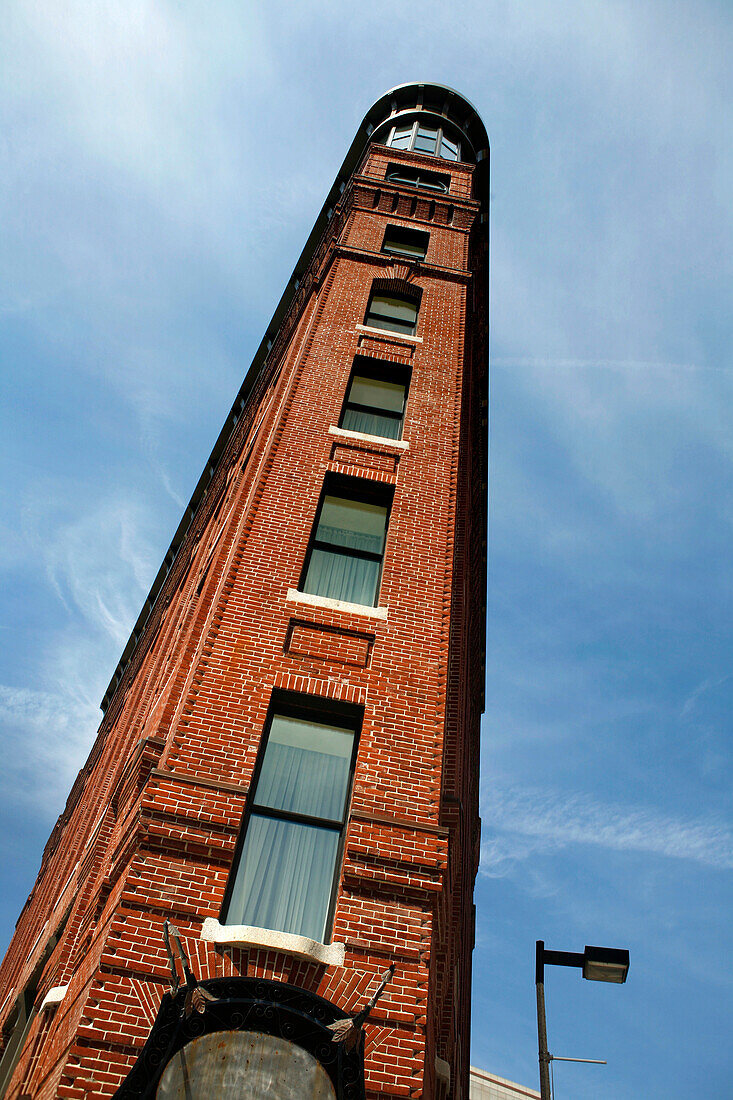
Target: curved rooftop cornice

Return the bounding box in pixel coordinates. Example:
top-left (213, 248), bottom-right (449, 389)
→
top-left (363, 82), bottom-right (490, 164)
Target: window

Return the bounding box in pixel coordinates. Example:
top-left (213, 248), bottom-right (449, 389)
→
top-left (300, 477), bottom-right (391, 607)
top-left (0, 908), bottom-right (70, 1095)
top-left (382, 225), bottom-right (429, 261)
top-left (386, 164), bottom-right (450, 194)
top-left (384, 119), bottom-right (462, 161)
top-left (364, 290), bottom-right (418, 335)
top-left (222, 700), bottom-right (360, 943)
top-left (340, 359), bottom-right (409, 441)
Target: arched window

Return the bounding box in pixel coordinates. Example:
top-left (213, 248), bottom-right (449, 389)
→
top-left (364, 290), bottom-right (418, 336)
top-left (385, 165), bottom-right (450, 193)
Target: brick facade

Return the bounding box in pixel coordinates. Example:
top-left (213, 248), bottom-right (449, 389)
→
top-left (0, 86), bottom-right (489, 1099)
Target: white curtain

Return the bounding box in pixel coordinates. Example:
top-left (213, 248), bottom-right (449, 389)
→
top-left (257, 741), bottom-right (350, 820)
top-left (342, 408), bottom-right (400, 439)
top-left (304, 548), bottom-right (379, 605)
top-left (226, 814), bottom-right (338, 942)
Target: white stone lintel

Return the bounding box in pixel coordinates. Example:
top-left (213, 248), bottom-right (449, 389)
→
top-left (200, 919), bottom-right (345, 967)
top-left (328, 425), bottom-right (409, 450)
top-left (40, 985), bottom-right (68, 1011)
top-left (286, 589), bottom-right (388, 619)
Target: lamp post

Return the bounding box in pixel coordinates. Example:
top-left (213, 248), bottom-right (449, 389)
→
top-left (535, 940), bottom-right (630, 1100)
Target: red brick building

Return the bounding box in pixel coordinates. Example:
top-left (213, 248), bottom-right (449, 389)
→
top-left (0, 83), bottom-right (489, 1099)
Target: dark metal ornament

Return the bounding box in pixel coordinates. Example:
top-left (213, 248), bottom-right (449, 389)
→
top-left (163, 920), bottom-right (217, 1019)
top-left (327, 964), bottom-right (396, 1051)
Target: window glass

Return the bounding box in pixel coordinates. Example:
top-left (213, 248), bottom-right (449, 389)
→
top-left (304, 551), bottom-right (380, 606)
top-left (385, 165), bottom-right (450, 194)
top-left (382, 226), bottom-right (429, 260)
top-left (365, 293), bottom-right (418, 335)
top-left (342, 409), bottom-right (399, 439)
top-left (256, 715), bottom-right (353, 820)
top-left (340, 363), bottom-right (408, 442)
top-left (342, 411), bottom-right (399, 439)
top-left (223, 705), bottom-right (359, 943)
top-left (383, 121), bottom-right (464, 162)
top-left (417, 174), bottom-right (448, 192)
top-left (414, 125), bottom-right (438, 153)
top-left (316, 496), bottom-right (387, 555)
top-left (440, 135), bottom-right (460, 160)
top-left (301, 481), bottom-right (392, 607)
top-left (349, 376), bottom-right (405, 414)
top-left (389, 124), bottom-right (413, 149)
top-left (226, 814), bottom-right (340, 942)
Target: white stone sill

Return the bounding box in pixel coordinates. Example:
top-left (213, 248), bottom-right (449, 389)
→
top-left (40, 985), bottom-right (68, 1011)
top-left (328, 425), bottom-right (409, 451)
top-left (355, 324), bottom-right (423, 344)
top-left (286, 589), bottom-right (388, 620)
top-left (201, 919), bottom-right (345, 967)
top-left (435, 1056), bottom-right (451, 1088)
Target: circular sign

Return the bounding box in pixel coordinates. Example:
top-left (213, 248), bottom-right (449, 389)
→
top-left (156, 1030), bottom-right (338, 1099)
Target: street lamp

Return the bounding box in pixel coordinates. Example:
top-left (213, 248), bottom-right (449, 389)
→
top-left (535, 940), bottom-right (630, 1100)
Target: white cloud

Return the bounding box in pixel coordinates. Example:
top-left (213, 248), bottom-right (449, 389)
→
top-left (480, 785), bottom-right (733, 875)
top-left (0, 492), bottom-right (161, 812)
top-left (0, 682), bottom-right (100, 808)
top-left (34, 497), bottom-right (156, 646)
top-left (681, 673), bottom-right (732, 720)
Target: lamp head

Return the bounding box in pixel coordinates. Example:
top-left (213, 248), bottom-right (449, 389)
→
top-left (582, 945), bottom-right (630, 984)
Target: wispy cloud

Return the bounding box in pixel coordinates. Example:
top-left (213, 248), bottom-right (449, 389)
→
top-left (23, 495), bottom-right (156, 646)
top-left (492, 357), bottom-right (732, 375)
top-left (681, 674), bottom-right (732, 719)
top-left (480, 785), bottom-right (733, 875)
top-left (0, 682), bottom-right (100, 808)
top-left (0, 493), bottom-right (160, 811)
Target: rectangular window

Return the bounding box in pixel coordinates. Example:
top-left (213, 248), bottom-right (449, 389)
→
top-left (300, 477), bottom-right (391, 607)
top-left (364, 291), bottom-right (418, 335)
top-left (340, 358), bottom-right (409, 440)
top-left (223, 700), bottom-right (360, 943)
top-left (382, 225), bottom-right (429, 261)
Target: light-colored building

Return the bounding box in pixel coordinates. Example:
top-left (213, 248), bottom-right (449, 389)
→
top-left (470, 1065), bottom-right (540, 1100)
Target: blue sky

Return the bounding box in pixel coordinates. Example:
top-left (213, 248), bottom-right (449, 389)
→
top-left (1, 1), bottom-right (731, 1096)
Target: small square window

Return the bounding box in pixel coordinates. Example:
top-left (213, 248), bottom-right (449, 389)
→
top-left (340, 358), bottom-right (409, 441)
top-left (382, 226), bottom-right (429, 261)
